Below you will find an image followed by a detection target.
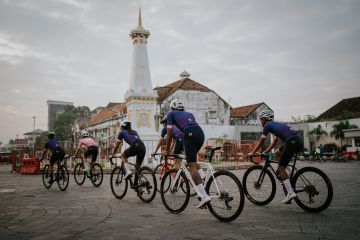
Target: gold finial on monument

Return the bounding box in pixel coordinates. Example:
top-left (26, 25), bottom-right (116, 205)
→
top-left (138, 7), bottom-right (142, 28)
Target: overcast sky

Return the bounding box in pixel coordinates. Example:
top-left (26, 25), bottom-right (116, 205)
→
top-left (0, 0), bottom-right (359, 143)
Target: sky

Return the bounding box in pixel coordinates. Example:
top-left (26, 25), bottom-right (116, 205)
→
top-left (0, 0), bottom-right (359, 144)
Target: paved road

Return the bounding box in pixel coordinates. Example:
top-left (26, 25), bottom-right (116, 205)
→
top-left (0, 161), bottom-right (359, 240)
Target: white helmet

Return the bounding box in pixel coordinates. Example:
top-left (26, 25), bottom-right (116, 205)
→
top-left (81, 130), bottom-right (89, 137)
top-left (169, 99), bottom-right (184, 110)
top-left (258, 110), bottom-right (274, 121)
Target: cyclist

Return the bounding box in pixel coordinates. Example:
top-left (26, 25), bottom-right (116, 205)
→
top-left (40, 132), bottom-right (65, 184)
top-left (110, 120), bottom-right (146, 186)
top-left (248, 110), bottom-right (303, 204)
top-left (164, 99), bottom-right (209, 208)
top-left (74, 130), bottom-right (98, 176)
top-left (152, 116), bottom-right (183, 169)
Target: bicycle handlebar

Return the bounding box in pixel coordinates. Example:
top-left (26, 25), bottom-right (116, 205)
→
top-left (247, 153), bottom-right (270, 164)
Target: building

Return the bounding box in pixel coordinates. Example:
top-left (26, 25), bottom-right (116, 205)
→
top-left (47, 100), bottom-right (73, 131)
top-left (23, 129), bottom-right (45, 148)
top-left (155, 71), bottom-right (231, 127)
top-left (317, 96), bottom-right (360, 121)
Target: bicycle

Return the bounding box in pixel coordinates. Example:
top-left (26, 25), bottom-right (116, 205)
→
top-left (153, 153), bottom-right (197, 196)
top-left (160, 147), bottom-right (245, 222)
top-left (109, 156), bottom-right (157, 203)
top-left (243, 153), bottom-right (333, 213)
top-left (42, 155), bottom-right (70, 191)
top-left (73, 156), bottom-right (104, 187)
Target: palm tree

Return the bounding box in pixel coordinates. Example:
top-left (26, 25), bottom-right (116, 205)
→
top-left (308, 125), bottom-right (328, 141)
top-left (330, 120), bottom-right (358, 148)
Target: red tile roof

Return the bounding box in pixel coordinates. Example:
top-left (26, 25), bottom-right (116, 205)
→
top-left (230, 103), bottom-right (263, 118)
top-left (89, 102), bottom-right (127, 125)
top-left (155, 78), bottom-right (211, 102)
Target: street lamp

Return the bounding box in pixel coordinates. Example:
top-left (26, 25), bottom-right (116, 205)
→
top-left (32, 116), bottom-right (36, 156)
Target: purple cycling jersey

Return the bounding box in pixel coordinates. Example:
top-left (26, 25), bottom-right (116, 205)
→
top-left (261, 121), bottom-right (297, 142)
top-left (166, 110), bottom-right (198, 131)
top-left (161, 125), bottom-right (183, 139)
top-left (117, 130), bottom-right (141, 145)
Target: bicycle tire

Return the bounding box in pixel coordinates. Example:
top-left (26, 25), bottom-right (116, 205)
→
top-left (206, 170), bottom-right (245, 222)
top-left (57, 166), bottom-right (69, 191)
top-left (74, 163), bottom-right (86, 185)
top-left (90, 163), bottom-right (103, 187)
top-left (42, 164), bottom-right (52, 189)
top-left (137, 166), bottom-right (157, 203)
top-left (154, 163), bottom-right (166, 193)
top-left (160, 169), bottom-right (190, 214)
top-left (292, 166), bottom-right (333, 213)
top-left (243, 165), bottom-right (276, 206)
top-left (110, 166), bottom-right (128, 199)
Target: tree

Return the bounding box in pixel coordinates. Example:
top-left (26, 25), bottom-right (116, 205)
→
top-left (308, 125), bottom-right (328, 142)
top-left (53, 105), bottom-right (90, 141)
top-left (330, 120), bottom-right (358, 147)
top-left (35, 131), bottom-right (49, 149)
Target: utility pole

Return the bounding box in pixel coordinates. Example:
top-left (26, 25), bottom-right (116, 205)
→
top-left (32, 116), bottom-right (36, 156)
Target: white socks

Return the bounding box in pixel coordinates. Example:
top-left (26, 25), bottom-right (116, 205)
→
top-left (283, 179), bottom-right (294, 195)
top-left (124, 163), bottom-right (131, 173)
top-left (198, 169), bottom-right (205, 180)
top-left (196, 183), bottom-right (209, 198)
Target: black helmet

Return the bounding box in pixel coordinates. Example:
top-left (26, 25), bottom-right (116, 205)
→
top-left (48, 132), bottom-right (55, 139)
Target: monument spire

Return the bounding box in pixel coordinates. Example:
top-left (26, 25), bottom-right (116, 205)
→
top-left (138, 7), bottom-right (142, 28)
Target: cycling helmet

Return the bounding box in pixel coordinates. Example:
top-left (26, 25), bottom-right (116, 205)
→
top-left (160, 116), bottom-right (167, 124)
top-left (258, 110), bottom-right (274, 121)
top-left (169, 99), bottom-right (184, 110)
top-left (48, 132), bottom-right (55, 139)
top-left (81, 130), bottom-right (89, 138)
top-left (120, 120), bottom-right (131, 128)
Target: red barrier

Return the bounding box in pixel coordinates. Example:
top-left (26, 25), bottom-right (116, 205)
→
top-left (20, 157), bottom-right (40, 174)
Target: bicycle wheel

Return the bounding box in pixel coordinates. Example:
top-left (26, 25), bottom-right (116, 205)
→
top-left (57, 166), bottom-right (69, 191)
top-left (206, 170), bottom-right (245, 222)
top-left (42, 164), bottom-right (52, 189)
top-left (90, 163), bottom-right (103, 187)
top-left (136, 166), bottom-right (157, 203)
top-left (110, 166), bottom-right (128, 199)
top-left (154, 164), bottom-right (167, 193)
top-left (74, 163), bottom-right (86, 185)
top-left (292, 166), bottom-right (333, 213)
top-left (243, 165), bottom-right (276, 206)
top-left (160, 169), bottom-right (190, 214)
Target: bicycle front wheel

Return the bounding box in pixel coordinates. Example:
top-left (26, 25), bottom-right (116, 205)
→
top-left (154, 163), bottom-right (167, 193)
top-left (160, 169), bottom-right (190, 214)
top-left (57, 166), bottom-right (69, 191)
top-left (110, 166), bottom-right (128, 199)
top-left (74, 163), bottom-right (85, 185)
top-left (137, 166), bottom-right (157, 203)
top-left (42, 164), bottom-right (52, 189)
top-left (90, 163), bottom-right (103, 187)
top-left (243, 165), bottom-right (276, 205)
top-left (206, 170), bottom-right (245, 222)
top-left (292, 166), bottom-right (333, 213)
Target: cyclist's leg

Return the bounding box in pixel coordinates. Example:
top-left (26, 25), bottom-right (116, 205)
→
top-left (173, 137), bottom-right (183, 169)
top-left (134, 141), bottom-right (146, 185)
top-left (90, 146), bottom-right (98, 169)
top-left (184, 126), bottom-right (209, 207)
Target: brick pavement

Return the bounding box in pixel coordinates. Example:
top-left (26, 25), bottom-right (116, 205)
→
top-left (0, 161), bottom-right (359, 240)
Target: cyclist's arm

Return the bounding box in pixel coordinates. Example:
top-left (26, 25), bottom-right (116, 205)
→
top-left (40, 149), bottom-right (48, 160)
top-left (263, 135), bottom-right (278, 154)
top-left (73, 142), bottom-right (83, 157)
top-left (153, 137), bottom-right (164, 155)
top-left (249, 137), bottom-right (266, 155)
top-left (111, 141), bottom-right (122, 156)
top-left (165, 128), bottom-right (173, 154)
top-left (170, 138), bottom-right (176, 152)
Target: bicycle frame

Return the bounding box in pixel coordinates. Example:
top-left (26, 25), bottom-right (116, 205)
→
top-left (253, 154), bottom-right (299, 195)
top-left (171, 155), bottom-right (223, 200)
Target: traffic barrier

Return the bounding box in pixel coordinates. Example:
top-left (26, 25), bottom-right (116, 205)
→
top-left (20, 157), bottom-right (40, 174)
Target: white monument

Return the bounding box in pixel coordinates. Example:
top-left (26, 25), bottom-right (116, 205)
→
top-left (125, 8), bottom-right (158, 141)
